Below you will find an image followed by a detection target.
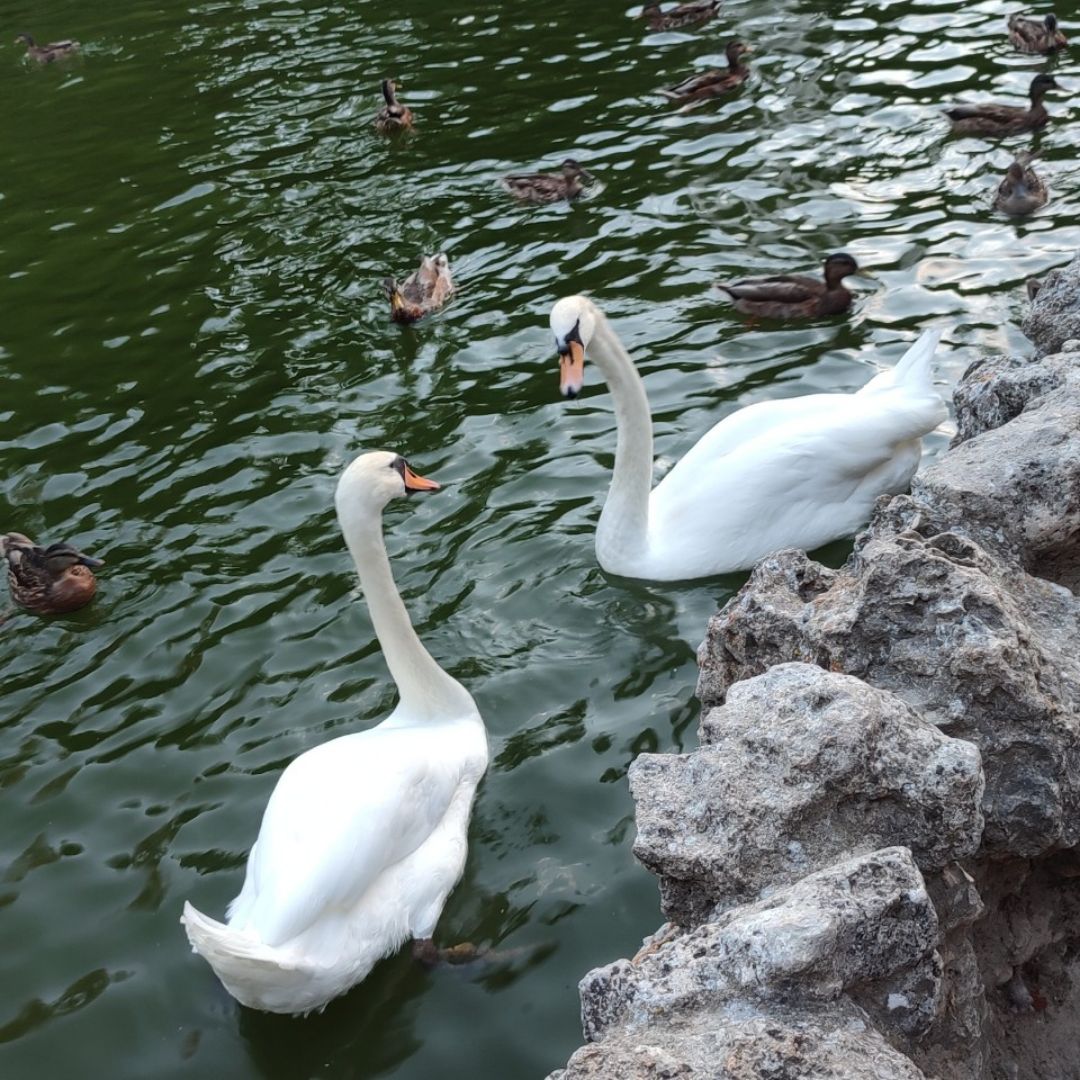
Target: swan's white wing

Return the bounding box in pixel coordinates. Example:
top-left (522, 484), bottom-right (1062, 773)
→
top-left (649, 386), bottom-right (946, 571)
top-left (231, 726), bottom-right (463, 948)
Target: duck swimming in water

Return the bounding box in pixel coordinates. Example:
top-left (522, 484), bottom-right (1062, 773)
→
top-left (1, 533), bottom-right (103, 615)
top-left (383, 254), bottom-right (455, 323)
top-left (716, 253), bottom-right (860, 320)
top-left (374, 79), bottom-right (414, 134)
top-left (14, 33), bottom-right (79, 63)
top-left (993, 152), bottom-right (1048, 215)
top-left (640, 1), bottom-right (721, 31)
top-left (660, 41), bottom-right (752, 103)
top-left (1007, 12), bottom-right (1068, 53)
top-left (944, 74), bottom-right (1060, 137)
top-left (501, 160), bottom-right (595, 204)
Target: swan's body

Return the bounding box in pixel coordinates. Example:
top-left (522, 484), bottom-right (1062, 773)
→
top-left (552, 296), bottom-right (946, 581)
top-left (181, 452), bottom-right (488, 1014)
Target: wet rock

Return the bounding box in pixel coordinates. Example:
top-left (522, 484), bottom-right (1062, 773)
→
top-left (1022, 252), bottom-right (1080, 357)
top-left (631, 664), bottom-right (983, 926)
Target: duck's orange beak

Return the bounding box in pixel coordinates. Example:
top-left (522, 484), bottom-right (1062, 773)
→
top-left (403, 464), bottom-right (440, 494)
top-left (559, 340), bottom-right (585, 399)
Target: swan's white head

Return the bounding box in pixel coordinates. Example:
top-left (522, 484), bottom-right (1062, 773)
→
top-left (335, 450), bottom-right (441, 520)
top-left (551, 295), bottom-right (597, 399)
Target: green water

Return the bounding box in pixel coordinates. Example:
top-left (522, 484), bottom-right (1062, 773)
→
top-left (1, 0), bottom-right (1076, 1075)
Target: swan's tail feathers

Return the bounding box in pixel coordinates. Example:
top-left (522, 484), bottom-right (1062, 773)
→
top-left (892, 327), bottom-right (942, 388)
top-left (859, 327), bottom-right (942, 396)
top-left (181, 901), bottom-right (309, 1014)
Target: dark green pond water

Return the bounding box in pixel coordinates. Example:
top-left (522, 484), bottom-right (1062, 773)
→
top-left (2, 0), bottom-right (1077, 1076)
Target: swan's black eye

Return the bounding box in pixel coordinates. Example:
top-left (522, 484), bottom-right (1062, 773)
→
top-left (566, 320), bottom-right (583, 345)
top-left (390, 456), bottom-right (407, 482)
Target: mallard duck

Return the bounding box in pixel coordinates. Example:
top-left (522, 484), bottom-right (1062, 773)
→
top-left (640, 1), bottom-right (721, 31)
top-left (994, 152), bottom-right (1048, 215)
top-left (501, 159), bottom-right (595, 204)
top-left (1, 533), bottom-right (103, 614)
top-left (944, 74), bottom-right (1059, 137)
top-left (660, 41), bottom-right (752, 103)
top-left (182, 451), bottom-right (488, 1014)
top-left (716, 252), bottom-right (860, 319)
top-left (14, 33), bottom-right (79, 63)
top-left (383, 253), bottom-right (455, 323)
top-left (374, 79), bottom-right (413, 134)
top-left (550, 296), bottom-right (945, 580)
top-left (1008, 12), bottom-right (1068, 53)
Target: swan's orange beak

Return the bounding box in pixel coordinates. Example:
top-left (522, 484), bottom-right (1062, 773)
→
top-left (403, 464), bottom-right (440, 494)
top-left (559, 340), bottom-right (585, 399)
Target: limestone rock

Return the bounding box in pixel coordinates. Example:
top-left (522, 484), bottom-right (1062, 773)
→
top-left (631, 664), bottom-right (983, 926)
top-left (1022, 252), bottom-right (1080, 357)
top-left (579, 848), bottom-right (939, 1041)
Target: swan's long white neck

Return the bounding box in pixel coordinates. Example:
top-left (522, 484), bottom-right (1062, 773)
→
top-left (337, 502), bottom-right (475, 722)
top-left (586, 306), bottom-right (653, 567)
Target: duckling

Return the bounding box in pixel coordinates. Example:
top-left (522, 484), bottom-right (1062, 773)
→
top-left (374, 79), bottom-right (413, 135)
top-left (944, 74), bottom-right (1059, 137)
top-left (640, 1), bottom-right (721, 31)
top-left (716, 252), bottom-right (860, 319)
top-left (660, 41), bottom-right (752, 103)
top-left (994, 151), bottom-right (1049, 215)
top-left (383, 253), bottom-right (455, 323)
top-left (1, 533), bottom-right (103, 615)
top-left (501, 159), bottom-right (595, 204)
top-left (1008, 12), bottom-right (1068, 53)
top-left (14, 33), bottom-right (79, 63)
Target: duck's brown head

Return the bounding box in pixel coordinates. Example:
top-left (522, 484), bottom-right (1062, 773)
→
top-left (823, 252), bottom-right (859, 289)
top-left (726, 40), bottom-right (752, 67)
top-left (1029, 74), bottom-right (1059, 103)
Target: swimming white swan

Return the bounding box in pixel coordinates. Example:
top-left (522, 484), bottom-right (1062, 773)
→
top-left (551, 295), bottom-right (946, 581)
top-left (181, 451), bottom-right (489, 1014)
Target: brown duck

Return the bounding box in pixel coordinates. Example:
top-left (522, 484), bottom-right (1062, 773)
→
top-left (716, 253), bottom-right (860, 319)
top-left (374, 79), bottom-right (414, 135)
top-left (383, 253), bottom-right (455, 323)
top-left (944, 74), bottom-right (1059, 137)
top-left (994, 151), bottom-right (1048, 215)
top-left (15, 32), bottom-right (79, 63)
top-left (1007, 12), bottom-right (1068, 53)
top-left (640, 1), bottom-right (721, 31)
top-left (501, 159), bottom-right (595, 204)
top-left (660, 41), bottom-right (752, 103)
top-left (1, 533), bottom-right (104, 615)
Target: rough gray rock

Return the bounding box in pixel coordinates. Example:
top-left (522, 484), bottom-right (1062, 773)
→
top-left (696, 352), bottom-right (1080, 860)
top-left (631, 664), bottom-right (983, 926)
top-left (552, 338), bottom-right (1080, 1080)
top-left (552, 850), bottom-right (938, 1080)
top-left (552, 1002), bottom-right (930, 1080)
top-left (1022, 252), bottom-right (1080, 357)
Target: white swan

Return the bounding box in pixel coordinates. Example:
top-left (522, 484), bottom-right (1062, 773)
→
top-left (551, 295), bottom-right (947, 581)
top-left (181, 451), bottom-right (489, 1014)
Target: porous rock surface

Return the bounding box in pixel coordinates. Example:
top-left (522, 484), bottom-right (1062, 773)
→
top-left (1022, 251), bottom-right (1080, 358)
top-left (551, 332), bottom-right (1080, 1079)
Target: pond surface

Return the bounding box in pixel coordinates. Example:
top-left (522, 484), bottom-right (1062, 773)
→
top-left (1, 0), bottom-right (1077, 1076)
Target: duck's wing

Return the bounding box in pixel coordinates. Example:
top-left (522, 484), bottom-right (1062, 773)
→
top-left (718, 274), bottom-right (821, 304)
top-left (945, 102), bottom-right (1023, 123)
top-left (660, 68), bottom-right (726, 98)
top-left (229, 725), bottom-right (471, 947)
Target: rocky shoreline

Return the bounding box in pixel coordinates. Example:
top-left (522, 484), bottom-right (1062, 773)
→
top-left (549, 257), bottom-right (1080, 1080)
